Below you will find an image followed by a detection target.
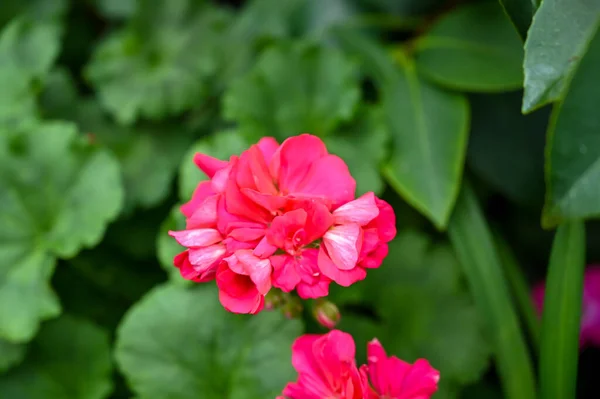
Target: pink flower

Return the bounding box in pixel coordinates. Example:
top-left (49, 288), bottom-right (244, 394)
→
top-left (360, 340), bottom-right (440, 399)
top-left (169, 134), bottom-right (396, 314)
top-left (532, 265), bottom-right (600, 348)
top-left (281, 330), bottom-right (365, 399)
top-left (279, 331), bottom-right (439, 399)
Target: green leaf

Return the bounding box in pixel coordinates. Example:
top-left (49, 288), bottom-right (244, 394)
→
top-left (543, 26), bottom-right (600, 227)
top-left (331, 230), bottom-right (490, 395)
top-left (93, 0), bottom-right (137, 19)
top-left (178, 129), bottom-right (249, 201)
top-left (0, 122), bottom-right (123, 342)
top-left (85, 1), bottom-right (233, 125)
top-left (115, 284), bottom-right (302, 399)
top-left (497, 0), bottom-right (534, 41)
top-left (448, 183), bottom-right (536, 399)
top-left (522, 0), bottom-right (600, 112)
top-left (467, 92), bottom-right (547, 207)
top-left (539, 222), bottom-right (586, 399)
top-left (223, 41), bottom-right (360, 141)
top-left (414, 2), bottom-right (524, 92)
top-left (0, 315), bottom-right (113, 399)
top-left (0, 339), bottom-right (25, 373)
top-left (156, 205), bottom-right (189, 284)
top-left (324, 107), bottom-right (389, 196)
top-left (0, 17), bottom-right (62, 127)
top-left (382, 52), bottom-right (469, 229)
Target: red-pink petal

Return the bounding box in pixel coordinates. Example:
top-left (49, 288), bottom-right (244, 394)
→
top-left (242, 188), bottom-right (289, 212)
top-left (180, 181), bottom-right (214, 218)
top-left (186, 195), bottom-right (218, 229)
top-left (373, 198), bottom-right (397, 243)
top-left (333, 192), bottom-right (379, 226)
top-left (188, 244), bottom-right (226, 271)
top-left (193, 153), bottom-right (228, 178)
top-left (218, 286), bottom-right (264, 314)
top-left (274, 134), bottom-right (328, 193)
top-left (317, 247), bottom-right (366, 287)
top-left (253, 236), bottom-right (278, 258)
top-left (297, 278), bottom-right (330, 299)
top-left (322, 224), bottom-right (362, 270)
top-left (235, 250), bottom-right (272, 295)
top-left (169, 229), bottom-right (222, 248)
top-left (257, 137), bottom-right (279, 163)
top-left (272, 255), bottom-right (302, 292)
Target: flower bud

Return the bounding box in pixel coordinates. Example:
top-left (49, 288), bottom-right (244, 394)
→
top-left (313, 299), bottom-right (341, 329)
top-left (264, 289), bottom-right (285, 310)
top-left (281, 296), bottom-right (303, 320)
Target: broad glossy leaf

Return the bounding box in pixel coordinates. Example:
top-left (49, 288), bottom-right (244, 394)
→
top-left (0, 17), bottom-right (62, 127)
top-left (539, 222), bottom-right (585, 399)
top-left (116, 284), bottom-right (302, 399)
top-left (0, 315), bottom-right (113, 399)
top-left (223, 42), bottom-right (360, 140)
top-left (93, 0), bottom-right (136, 19)
top-left (498, 0), bottom-right (533, 41)
top-left (332, 230), bottom-right (490, 395)
top-left (414, 2), bottom-right (524, 92)
top-left (523, 0), bottom-right (600, 112)
top-left (324, 107), bottom-right (389, 195)
top-left (0, 122), bottom-right (123, 342)
top-left (382, 53), bottom-right (469, 229)
top-left (543, 26), bottom-right (600, 226)
top-left (156, 205), bottom-right (188, 284)
top-left (86, 1), bottom-right (232, 124)
top-left (0, 339), bottom-right (25, 373)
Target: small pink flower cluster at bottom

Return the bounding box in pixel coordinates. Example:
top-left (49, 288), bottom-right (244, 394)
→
top-left (278, 330), bottom-right (440, 399)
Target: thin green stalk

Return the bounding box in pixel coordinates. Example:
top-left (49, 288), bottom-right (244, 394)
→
top-left (494, 233), bottom-right (541, 350)
top-left (539, 222), bottom-right (585, 399)
top-left (448, 183), bottom-right (536, 399)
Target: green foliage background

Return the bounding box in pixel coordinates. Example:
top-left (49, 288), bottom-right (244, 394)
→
top-left (1, 0), bottom-right (599, 398)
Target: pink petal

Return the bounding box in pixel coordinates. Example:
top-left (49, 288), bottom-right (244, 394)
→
top-left (235, 250), bottom-right (272, 295)
top-left (193, 153), bottom-right (228, 178)
top-left (267, 209), bottom-right (308, 249)
top-left (224, 168), bottom-right (271, 223)
top-left (360, 243), bottom-right (388, 269)
top-left (273, 134), bottom-right (328, 193)
top-left (373, 198), bottom-right (397, 243)
top-left (272, 255), bottom-right (302, 292)
top-left (174, 251), bottom-right (217, 282)
top-left (253, 236), bottom-right (278, 258)
top-left (303, 201), bottom-right (334, 242)
top-left (322, 224), bottom-right (362, 270)
top-left (186, 195), bottom-right (218, 229)
top-left (297, 278), bottom-right (330, 299)
top-left (242, 188), bottom-right (289, 212)
top-left (218, 286), bottom-right (264, 314)
top-left (169, 229), bottom-right (222, 248)
top-left (257, 137), bottom-right (279, 163)
top-left (228, 227), bottom-right (266, 242)
top-left (211, 162), bottom-right (233, 193)
top-left (318, 247), bottom-right (366, 287)
top-left (333, 192), bottom-right (379, 226)
top-left (188, 244), bottom-right (226, 271)
top-left (180, 181), bottom-right (215, 218)
top-left (390, 358), bottom-right (440, 398)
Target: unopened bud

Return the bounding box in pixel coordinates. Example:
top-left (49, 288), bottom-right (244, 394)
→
top-left (313, 299), bottom-right (341, 329)
top-left (281, 295), bottom-right (303, 320)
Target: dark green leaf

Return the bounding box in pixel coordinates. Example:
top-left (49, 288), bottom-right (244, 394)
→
top-left (382, 52), bottom-right (469, 229)
top-left (324, 107), bottom-right (389, 195)
top-left (543, 26), bottom-right (600, 227)
top-left (448, 183), bottom-right (536, 399)
top-left (93, 0), bottom-right (137, 19)
top-left (115, 284), bottom-right (302, 399)
top-left (0, 122), bottom-right (123, 342)
top-left (0, 315), bottom-right (113, 399)
top-left (0, 339), bottom-right (25, 373)
top-left (539, 222), bottom-right (586, 399)
top-left (86, 1), bottom-right (233, 124)
top-left (414, 2), bottom-right (524, 92)
top-left (522, 0), bottom-right (600, 112)
top-left (497, 0), bottom-right (533, 41)
top-left (223, 42), bottom-right (360, 141)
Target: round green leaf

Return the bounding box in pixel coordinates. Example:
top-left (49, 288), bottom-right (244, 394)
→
top-left (223, 42), bottom-right (360, 140)
top-left (414, 2), bottom-right (524, 92)
top-left (156, 205), bottom-right (189, 284)
top-left (116, 284), bottom-right (302, 399)
top-left (85, 1), bottom-right (232, 125)
top-left (0, 339), bottom-right (25, 373)
top-left (543, 25), bottom-right (600, 226)
top-left (0, 315), bottom-right (113, 399)
top-left (324, 107), bottom-right (389, 196)
top-left (178, 129), bottom-right (249, 201)
top-left (0, 122), bottom-right (123, 342)
top-left (382, 54), bottom-right (469, 230)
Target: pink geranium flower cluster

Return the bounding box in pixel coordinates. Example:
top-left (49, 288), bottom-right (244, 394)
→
top-left (170, 134), bottom-right (396, 314)
top-left (278, 330), bottom-right (440, 399)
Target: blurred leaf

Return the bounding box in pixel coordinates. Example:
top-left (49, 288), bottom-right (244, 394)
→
top-left (42, 69), bottom-right (193, 213)
top-left (543, 27), bottom-right (600, 227)
top-left (0, 339), bottom-right (25, 373)
top-left (522, 0), bottom-right (600, 112)
top-left (448, 184), bottom-right (536, 399)
top-left (223, 42), bottom-right (360, 141)
top-left (156, 205), bottom-right (189, 284)
top-left (333, 230), bottom-right (490, 394)
top-left (0, 0), bottom-right (67, 27)
top-left (178, 129), bottom-right (249, 201)
top-left (497, 0), bottom-right (533, 41)
top-left (115, 284), bottom-right (302, 399)
top-left (94, 0), bottom-right (137, 19)
top-left (382, 52), bottom-right (469, 229)
top-left (0, 122), bottom-right (123, 342)
top-left (414, 2), bottom-right (524, 92)
top-left (467, 92), bottom-right (547, 207)
top-left (295, 0), bottom-right (359, 36)
top-left (325, 107), bottom-right (389, 196)
top-left (86, 0), bottom-right (233, 125)
top-left (0, 315), bottom-right (113, 399)
top-left (0, 17), bottom-right (62, 127)
top-left (539, 222), bottom-right (585, 399)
